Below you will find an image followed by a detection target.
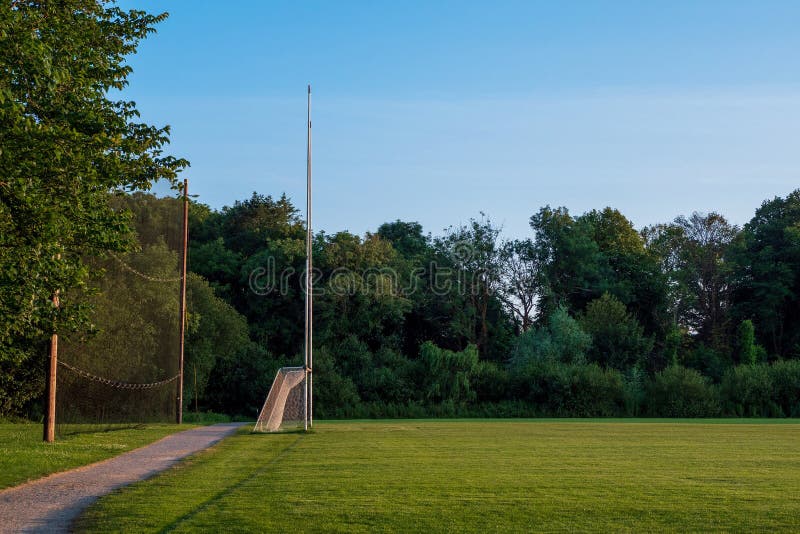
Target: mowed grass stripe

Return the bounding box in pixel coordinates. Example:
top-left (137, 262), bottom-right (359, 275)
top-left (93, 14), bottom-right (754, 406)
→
top-left (75, 421), bottom-right (800, 533)
top-left (158, 432), bottom-right (305, 532)
top-left (72, 429), bottom-right (299, 533)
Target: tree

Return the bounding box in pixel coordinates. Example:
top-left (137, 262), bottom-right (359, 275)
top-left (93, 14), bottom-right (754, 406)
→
top-left (531, 206), bottom-right (669, 341)
top-left (435, 215), bottom-right (509, 356)
top-left (0, 3), bottom-right (186, 377)
top-left (185, 274), bottom-right (251, 409)
top-left (497, 238), bottom-right (539, 332)
top-left (188, 238), bottom-right (241, 300)
top-left (0, 4), bottom-right (186, 417)
top-left (206, 193), bottom-right (306, 354)
top-left (377, 220), bottom-right (430, 259)
top-left (642, 223), bottom-right (693, 327)
top-left (579, 293), bottom-right (653, 371)
top-left (419, 341), bottom-right (479, 404)
top-left (510, 306), bottom-right (591, 367)
top-left (729, 191), bottom-right (800, 358)
top-left (673, 213), bottom-right (739, 349)
top-left (578, 208), bottom-right (669, 337)
top-left (736, 320), bottom-right (757, 366)
top-left (529, 206), bottom-right (603, 319)
top-left (220, 192), bottom-right (304, 256)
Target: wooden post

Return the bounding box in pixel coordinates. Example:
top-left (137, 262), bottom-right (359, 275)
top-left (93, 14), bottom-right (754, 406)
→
top-left (177, 178), bottom-right (189, 424)
top-left (194, 364), bottom-right (198, 415)
top-left (44, 290), bottom-right (59, 443)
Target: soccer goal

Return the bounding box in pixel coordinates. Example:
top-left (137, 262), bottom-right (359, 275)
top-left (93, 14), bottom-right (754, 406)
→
top-left (253, 367), bottom-right (307, 432)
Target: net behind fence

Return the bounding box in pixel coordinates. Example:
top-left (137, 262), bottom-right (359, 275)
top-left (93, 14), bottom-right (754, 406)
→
top-left (253, 367), bottom-right (306, 432)
top-left (56, 193), bottom-right (184, 435)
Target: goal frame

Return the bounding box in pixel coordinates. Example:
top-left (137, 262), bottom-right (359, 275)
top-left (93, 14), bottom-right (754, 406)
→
top-left (253, 366), bottom-right (307, 433)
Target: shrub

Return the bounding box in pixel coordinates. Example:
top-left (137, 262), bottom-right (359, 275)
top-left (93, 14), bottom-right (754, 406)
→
top-left (644, 366), bottom-right (720, 417)
top-left (623, 367), bottom-right (646, 416)
top-left (204, 343), bottom-right (280, 417)
top-left (471, 360), bottom-right (510, 403)
top-left (516, 361), bottom-right (626, 416)
top-left (312, 347), bottom-right (361, 418)
top-left (684, 343), bottom-right (726, 383)
top-left (720, 364), bottom-right (779, 417)
top-left (559, 364), bottom-right (627, 417)
top-left (736, 320), bottom-right (757, 365)
top-left (510, 307), bottom-right (590, 367)
top-left (358, 349), bottom-right (415, 404)
top-left (419, 342), bottom-right (479, 403)
top-left (579, 293), bottom-right (653, 371)
top-left (770, 360), bottom-right (800, 417)
top-left (0, 344), bottom-right (45, 418)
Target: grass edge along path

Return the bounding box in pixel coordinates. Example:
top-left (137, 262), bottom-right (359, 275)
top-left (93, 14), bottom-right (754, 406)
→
top-left (75, 420), bottom-right (800, 533)
top-left (0, 423), bottom-right (194, 490)
top-left (0, 424), bottom-right (244, 534)
top-left (74, 426), bottom-right (300, 533)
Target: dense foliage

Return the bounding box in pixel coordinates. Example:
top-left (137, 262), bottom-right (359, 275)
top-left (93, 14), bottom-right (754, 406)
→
top-left (0, 2), bottom-right (186, 414)
top-left (4, 187), bottom-right (800, 418)
top-left (176, 189), bottom-right (800, 419)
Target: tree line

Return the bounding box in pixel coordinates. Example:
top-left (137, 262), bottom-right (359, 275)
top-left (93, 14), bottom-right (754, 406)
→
top-left (177, 189), bottom-right (799, 419)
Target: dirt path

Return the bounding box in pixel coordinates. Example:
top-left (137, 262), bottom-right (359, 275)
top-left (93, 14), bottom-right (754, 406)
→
top-left (0, 423), bottom-right (245, 533)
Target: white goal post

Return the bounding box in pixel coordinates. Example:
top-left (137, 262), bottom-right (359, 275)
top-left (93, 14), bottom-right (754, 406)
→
top-left (253, 367), bottom-right (307, 432)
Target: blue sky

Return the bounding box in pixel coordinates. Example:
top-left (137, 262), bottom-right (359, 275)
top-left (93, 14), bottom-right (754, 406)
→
top-left (120, 1), bottom-right (800, 238)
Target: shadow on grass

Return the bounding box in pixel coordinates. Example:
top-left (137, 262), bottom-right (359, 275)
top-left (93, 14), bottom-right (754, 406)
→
top-left (56, 423), bottom-right (147, 437)
top-left (249, 427), bottom-right (313, 436)
top-left (156, 433), bottom-right (305, 532)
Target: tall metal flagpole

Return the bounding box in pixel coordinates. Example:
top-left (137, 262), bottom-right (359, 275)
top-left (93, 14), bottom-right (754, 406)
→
top-left (305, 85), bottom-right (313, 430)
top-left (308, 85), bottom-right (314, 429)
top-left (177, 178), bottom-right (189, 424)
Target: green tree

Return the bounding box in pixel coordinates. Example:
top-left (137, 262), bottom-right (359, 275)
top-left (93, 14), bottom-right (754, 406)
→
top-left (663, 326), bottom-right (683, 367)
top-left (736, 320), bottom-right (757, 366)
top-left (419, 342), bottom-right (479, 404)
top-left (530, 206), bottom-right (668, 339)
top-left (675, 213), bottom-right (738, 351)
top-left (729, 190), bottom-right (800, 358)
top-left (646, 213), bottom-right (738, 349)
top-left (220, 192), bottom-right (304, 256)
top-left (529, 206), bottom-right (603, 319)
top-left (0, 2), bottom-right (186, 396)
top-left (578, 208), bottom-right (669, 337)
top-left (188, 238), bottom-right (241, 300)
top-left (377, 220), bottom-right (429, 259)
top-left (435, 215), bottom-right (508, 356)
top-left (510, 306), bottom-right (591, 367)
top-left (579, 293), bottom-right (654, 371)
top-left (185, 274), bottom-right (251, 409)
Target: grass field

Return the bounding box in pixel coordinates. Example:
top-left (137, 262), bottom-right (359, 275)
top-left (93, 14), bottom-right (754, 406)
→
top-left (74, 420), bottom-right (800, 532)
top-left (0, 423), bottom-right (189, 490)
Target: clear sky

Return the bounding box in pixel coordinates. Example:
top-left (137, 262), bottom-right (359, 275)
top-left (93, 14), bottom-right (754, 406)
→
top-left (119, 0), bottom-right (800, 238)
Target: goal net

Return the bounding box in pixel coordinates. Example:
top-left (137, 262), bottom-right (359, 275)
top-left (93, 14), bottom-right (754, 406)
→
top-left (253, 367), bottom-right (306, 432)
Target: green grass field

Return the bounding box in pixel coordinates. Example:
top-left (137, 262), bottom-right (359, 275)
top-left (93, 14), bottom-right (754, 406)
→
top-left (74, 420), bottom-right (800, 532)
top-left (0, 423), bottom-right (189, 490)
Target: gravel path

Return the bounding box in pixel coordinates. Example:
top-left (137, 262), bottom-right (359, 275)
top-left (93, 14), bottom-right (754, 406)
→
top-left (0, 423), bottom-right (246, 533)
